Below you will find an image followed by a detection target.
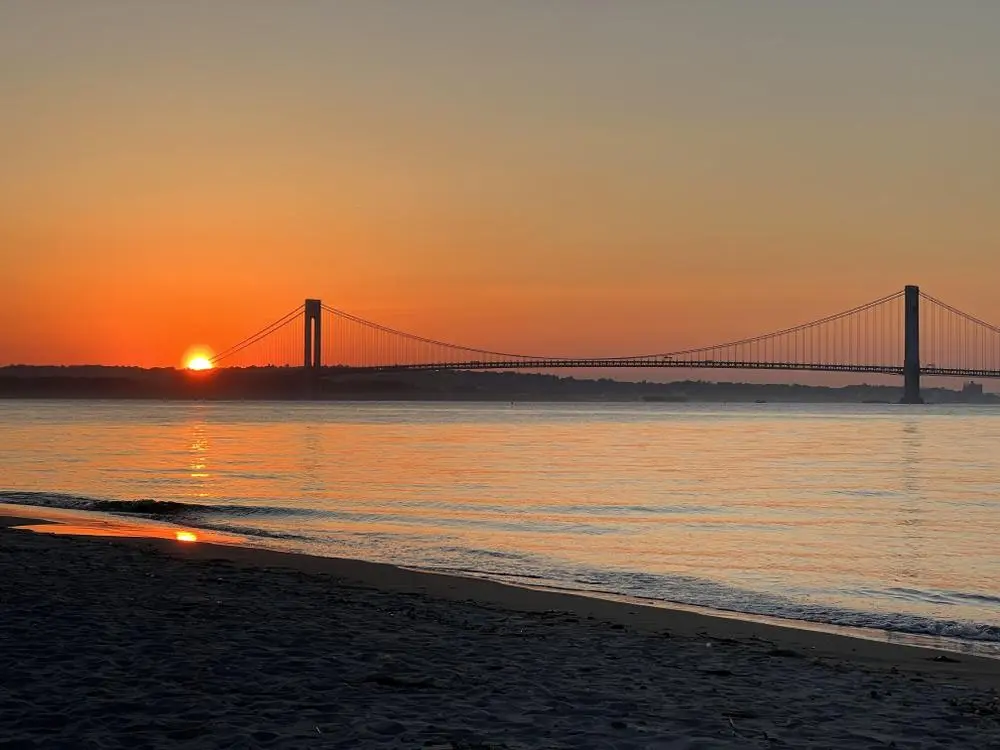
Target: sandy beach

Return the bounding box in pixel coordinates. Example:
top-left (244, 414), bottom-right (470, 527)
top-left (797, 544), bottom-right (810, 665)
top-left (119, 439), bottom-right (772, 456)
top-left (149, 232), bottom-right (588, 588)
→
top-left (2, 514), bottom-right (1000, 749)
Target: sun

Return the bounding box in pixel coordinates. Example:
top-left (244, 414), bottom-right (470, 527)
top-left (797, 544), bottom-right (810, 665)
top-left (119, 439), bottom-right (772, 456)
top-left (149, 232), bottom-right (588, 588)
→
top-left (186, 356), bottom-right (213, 371)
top-left (182, 345), bottom-right (215, 371)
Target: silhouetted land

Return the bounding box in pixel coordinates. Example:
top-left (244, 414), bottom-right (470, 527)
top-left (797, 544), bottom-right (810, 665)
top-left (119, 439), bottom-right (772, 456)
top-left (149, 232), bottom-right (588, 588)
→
top-left (0, 366), bottom-right (995, 404)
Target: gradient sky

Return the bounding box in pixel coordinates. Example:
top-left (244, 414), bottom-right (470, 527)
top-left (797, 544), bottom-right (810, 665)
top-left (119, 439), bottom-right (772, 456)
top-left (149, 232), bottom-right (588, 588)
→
top-left (2, 1), bottom-right (998, 367)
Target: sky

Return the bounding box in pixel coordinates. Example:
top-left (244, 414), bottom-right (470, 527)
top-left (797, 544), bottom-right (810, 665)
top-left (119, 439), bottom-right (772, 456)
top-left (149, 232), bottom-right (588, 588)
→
top-left (1, 1), bottom-right (998, 368)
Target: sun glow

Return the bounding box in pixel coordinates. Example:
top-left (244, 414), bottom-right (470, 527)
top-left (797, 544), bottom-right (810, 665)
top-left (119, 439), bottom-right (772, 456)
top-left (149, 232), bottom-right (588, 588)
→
top-left (175, 531), bottom-right (198, 543)
top-left (186, 356), bottom-right (213, 371)
top-left (182, 346), bottom-right (215, 371)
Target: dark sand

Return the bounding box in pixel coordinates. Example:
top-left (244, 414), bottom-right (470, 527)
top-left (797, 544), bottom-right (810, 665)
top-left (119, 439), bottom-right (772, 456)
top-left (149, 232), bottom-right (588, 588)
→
top-left (2, 514), bottom-right (999, 749)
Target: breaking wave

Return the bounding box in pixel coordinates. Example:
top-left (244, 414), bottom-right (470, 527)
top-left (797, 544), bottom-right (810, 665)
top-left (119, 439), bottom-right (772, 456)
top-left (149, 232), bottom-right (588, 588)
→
top-left (0, 491), bottom-right (322, 520)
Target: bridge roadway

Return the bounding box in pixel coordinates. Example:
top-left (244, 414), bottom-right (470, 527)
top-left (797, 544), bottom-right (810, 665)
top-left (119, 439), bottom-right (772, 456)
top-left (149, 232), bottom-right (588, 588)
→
top-left (331, 360), bottom-right (1000, 378)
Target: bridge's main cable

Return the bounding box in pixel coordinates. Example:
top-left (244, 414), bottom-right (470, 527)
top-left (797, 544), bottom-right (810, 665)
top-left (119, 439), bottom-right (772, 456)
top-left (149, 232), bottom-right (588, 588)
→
top-left (211, 306), bottom-right (302, 364)
top-left (919, 292), bottom-right (1000, 335)
top-left (323, 291), bottom-right (906, 365)
top-left (321, 305), bottom-right (546, 360)
top-left (623, 290), bottom-right (906, 360)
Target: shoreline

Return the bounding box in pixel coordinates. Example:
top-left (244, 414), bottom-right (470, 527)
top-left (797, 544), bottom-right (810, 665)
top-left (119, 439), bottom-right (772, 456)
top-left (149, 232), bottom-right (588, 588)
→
top-left (4, 513), bottom-right (1000, 747)
top-left (3, 501), bottom-right (999, 668)
top-left (4, 509), bottom-right (1000, 685)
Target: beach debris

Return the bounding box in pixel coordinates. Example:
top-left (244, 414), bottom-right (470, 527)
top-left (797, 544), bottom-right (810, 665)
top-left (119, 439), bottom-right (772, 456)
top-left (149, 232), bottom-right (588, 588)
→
top-left (364, 672), bottom-right (438, 689)
top-left (696, 632), bottom-right (742, 646)
top-left (727, 716), bottom-right (746, 739)
top-left (767, 648), bottom-right (803, 659)
top-left (930, 654), bottom-right (961, 663)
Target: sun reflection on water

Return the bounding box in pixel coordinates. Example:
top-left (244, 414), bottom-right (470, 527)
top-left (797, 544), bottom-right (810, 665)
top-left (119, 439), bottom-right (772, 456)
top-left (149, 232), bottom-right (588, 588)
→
top-left (188, 422), bottom-right (212, 496)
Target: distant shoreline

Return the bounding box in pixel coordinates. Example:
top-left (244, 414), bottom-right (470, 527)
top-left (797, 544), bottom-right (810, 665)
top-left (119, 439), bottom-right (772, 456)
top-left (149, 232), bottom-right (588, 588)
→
top-left (2, 395), bottom-right (998, 405)
top-left (1, 366), bottom-right (996, 404)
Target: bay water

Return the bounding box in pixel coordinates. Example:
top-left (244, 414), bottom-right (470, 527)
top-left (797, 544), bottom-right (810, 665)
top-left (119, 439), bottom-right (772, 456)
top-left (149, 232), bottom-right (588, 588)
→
top-left (2, 400), bottom-right (999, 654)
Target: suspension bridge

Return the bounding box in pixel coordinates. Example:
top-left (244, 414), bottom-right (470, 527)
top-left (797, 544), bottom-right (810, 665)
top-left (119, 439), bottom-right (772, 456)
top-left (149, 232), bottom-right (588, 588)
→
top-left (210, 285), bottom-right (1000, 404)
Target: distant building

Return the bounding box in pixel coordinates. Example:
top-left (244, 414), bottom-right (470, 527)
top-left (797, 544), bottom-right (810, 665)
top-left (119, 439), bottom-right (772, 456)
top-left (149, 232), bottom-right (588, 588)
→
top-left (959, 381), bottom-right (984, 402)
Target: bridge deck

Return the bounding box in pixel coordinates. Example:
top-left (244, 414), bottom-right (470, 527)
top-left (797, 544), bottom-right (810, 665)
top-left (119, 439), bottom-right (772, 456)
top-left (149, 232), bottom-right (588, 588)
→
top-left (328, 361), bottom-right (1000, 378)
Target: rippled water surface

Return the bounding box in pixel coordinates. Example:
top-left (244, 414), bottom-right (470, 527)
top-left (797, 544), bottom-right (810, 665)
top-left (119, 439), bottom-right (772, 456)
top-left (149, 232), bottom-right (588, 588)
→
top-left (3, 400), bottom-right (1000, 649)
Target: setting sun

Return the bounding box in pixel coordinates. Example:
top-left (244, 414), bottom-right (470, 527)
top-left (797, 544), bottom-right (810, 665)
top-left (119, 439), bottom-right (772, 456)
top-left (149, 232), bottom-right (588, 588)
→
top-left (186, 356), bottom-right (213, 371)
top-left (182, 345), bottom-right (215, 371)
top-left (175, 531), bottom-right (198, 543)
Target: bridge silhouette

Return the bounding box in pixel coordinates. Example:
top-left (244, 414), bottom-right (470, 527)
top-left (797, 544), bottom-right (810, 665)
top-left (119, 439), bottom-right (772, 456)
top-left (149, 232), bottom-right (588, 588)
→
top-left (210, 285), bottom-right (1000, 404)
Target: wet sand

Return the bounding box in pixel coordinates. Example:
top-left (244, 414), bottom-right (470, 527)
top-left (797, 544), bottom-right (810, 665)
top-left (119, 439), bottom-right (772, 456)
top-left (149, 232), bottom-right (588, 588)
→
top-left (2, 514), bottom-right (999, 749)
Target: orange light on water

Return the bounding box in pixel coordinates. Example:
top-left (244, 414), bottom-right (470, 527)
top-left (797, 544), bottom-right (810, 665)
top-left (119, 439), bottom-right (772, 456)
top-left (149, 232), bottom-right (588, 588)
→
top-left (175, 531), bottom-right (198, 543)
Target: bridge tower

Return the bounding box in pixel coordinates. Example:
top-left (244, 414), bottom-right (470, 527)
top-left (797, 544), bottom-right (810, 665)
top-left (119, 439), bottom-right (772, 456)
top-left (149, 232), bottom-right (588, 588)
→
top-left (304, 299), bottom-right (322, 369)
top-left (901, 285), bottom-right (923, 404)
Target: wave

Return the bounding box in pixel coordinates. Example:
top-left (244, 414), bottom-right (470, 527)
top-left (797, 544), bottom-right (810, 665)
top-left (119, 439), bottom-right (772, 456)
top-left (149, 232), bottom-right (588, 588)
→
top-left (413, 557), bottom-right (1000, 647)
top-left (0, 491), bottom-right (317, 543)
top-left (0, 491), bottom-right (98, 512)
top-left (174, 520), bottom-right (311, 542)
top-left (582, 572), bottom-right (1000, 645)
top-left (0, 491), bottom-right (322, 519)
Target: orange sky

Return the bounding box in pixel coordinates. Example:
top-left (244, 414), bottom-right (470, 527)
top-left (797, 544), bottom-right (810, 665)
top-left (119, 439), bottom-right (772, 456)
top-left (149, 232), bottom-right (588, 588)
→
top-left (2, 2), bottom-right (998, 369)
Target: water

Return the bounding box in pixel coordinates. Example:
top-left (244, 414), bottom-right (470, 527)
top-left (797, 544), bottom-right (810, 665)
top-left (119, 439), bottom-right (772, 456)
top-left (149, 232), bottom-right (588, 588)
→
top-left (3, 399), bottom-right (1000, 653)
